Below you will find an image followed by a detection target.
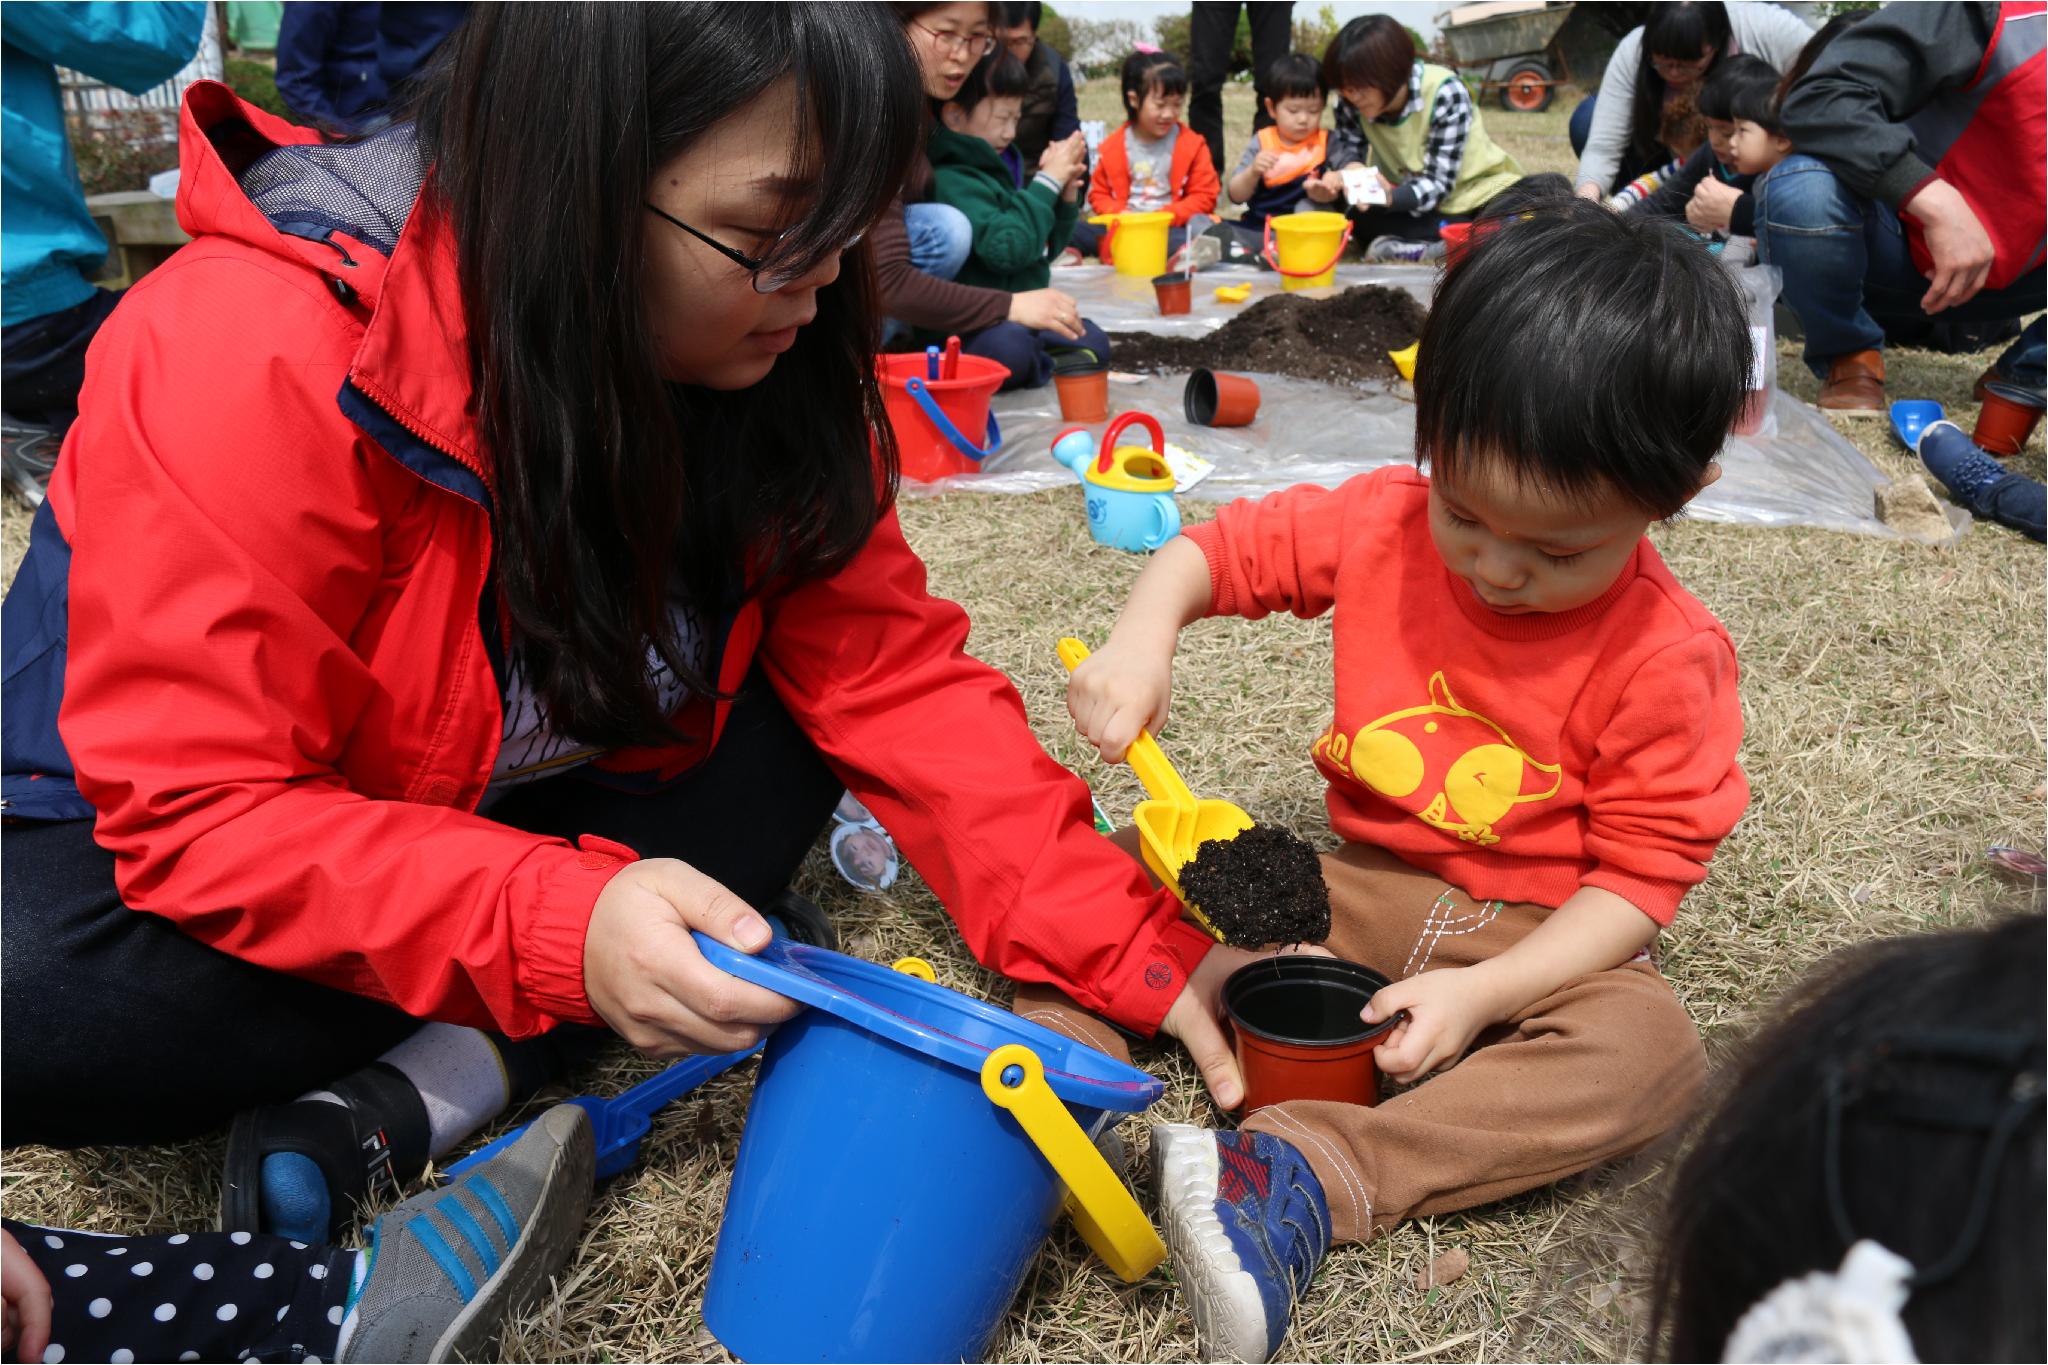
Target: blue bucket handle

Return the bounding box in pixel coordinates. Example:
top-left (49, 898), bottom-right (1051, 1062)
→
top-left (906, 376), bottom-right (1001, 463)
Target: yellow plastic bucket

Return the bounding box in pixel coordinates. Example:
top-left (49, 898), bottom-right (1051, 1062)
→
top-left (1088, 210), bottom-right (1174, 278)
top-left (1264, 212), bottom-right (1353, 290)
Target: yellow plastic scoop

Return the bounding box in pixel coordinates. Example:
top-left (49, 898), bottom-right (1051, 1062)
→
top-left (1388, 340), bottom-right (1419, 383)
top-left (1058, 637), bottom-right (1253, 941)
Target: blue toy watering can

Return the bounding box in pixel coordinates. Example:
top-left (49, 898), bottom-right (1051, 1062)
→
top-left (1050, 411), bottom-right (1181, 554)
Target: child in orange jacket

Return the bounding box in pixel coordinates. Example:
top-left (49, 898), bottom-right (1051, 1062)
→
top-left (1049, 186), bottom-right (1756, 1361)
top-left (1069, 50), bottom-right (1220, 267)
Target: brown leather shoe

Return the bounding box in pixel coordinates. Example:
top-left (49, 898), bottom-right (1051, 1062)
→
top-left (1819, 349), bottom-right (1887, 413)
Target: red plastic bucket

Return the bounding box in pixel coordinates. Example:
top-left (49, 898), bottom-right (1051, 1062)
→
top-left (877, 350), bottom-right (1010, 482)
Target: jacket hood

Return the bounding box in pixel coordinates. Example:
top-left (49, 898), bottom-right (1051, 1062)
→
top-left (175, 82), bottom-right (489, 485)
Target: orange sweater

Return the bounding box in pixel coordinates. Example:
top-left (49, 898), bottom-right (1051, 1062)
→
top-left (1183, 467), bottom-right (1748, 925)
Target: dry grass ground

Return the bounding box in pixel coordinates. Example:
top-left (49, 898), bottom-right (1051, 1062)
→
top-left (3, 89), bottom-right (2043, 1363)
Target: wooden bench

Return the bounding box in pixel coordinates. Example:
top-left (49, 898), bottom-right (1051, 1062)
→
top-left (86, 189), bottom-right (189, 289)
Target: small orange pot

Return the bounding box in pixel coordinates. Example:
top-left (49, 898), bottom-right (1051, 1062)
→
top-left (1152, 272), bottom-right (1192, 316)
top-left (1053, 366), bottom-right (1109, 423)
top-left (1974, 383), bottom-right (2043, 457)
top-left (1184, 367), bottom-right (1261, 427)
top-left (1223, 956), bottom-right (1395, 1113)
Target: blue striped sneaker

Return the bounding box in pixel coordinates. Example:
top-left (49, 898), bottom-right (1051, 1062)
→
top-left (337, 1104), bottom-right (594, 1363)
top-left (1152, 1124), bottom-right (1332, 1362)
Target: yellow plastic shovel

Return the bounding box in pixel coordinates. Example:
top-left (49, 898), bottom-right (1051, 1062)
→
top-left (1057, 637), bottom-right (1253, 942)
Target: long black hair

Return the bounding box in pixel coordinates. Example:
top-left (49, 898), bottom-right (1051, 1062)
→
top-left (1629, 2), bottom-right (1732, 171)
top-left (413, 3), bottom-right (922, 747)
top-left (1650, 913), bottom-right (2045, 1361)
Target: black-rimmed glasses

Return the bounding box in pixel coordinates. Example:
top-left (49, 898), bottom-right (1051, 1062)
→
top-left (912, 21), bottom-right (996, 58)
top-left (644, 201), bottom-right (796, 293)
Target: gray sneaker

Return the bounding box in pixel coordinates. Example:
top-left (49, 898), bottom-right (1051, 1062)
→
top-left (337, 1103), bottom-right (595, 1363)
top-left (1363, 235), bottom-right (1444, 265)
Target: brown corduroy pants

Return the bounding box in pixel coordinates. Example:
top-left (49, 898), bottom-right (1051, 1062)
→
top-left (1014, 834), bottom-right (1707, 1243)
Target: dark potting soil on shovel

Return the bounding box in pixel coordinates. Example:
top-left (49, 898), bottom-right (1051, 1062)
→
top-left (1108, 284), bottom-right (1428, 389)
top-left (1178, 825), bottom-right (1333, 948)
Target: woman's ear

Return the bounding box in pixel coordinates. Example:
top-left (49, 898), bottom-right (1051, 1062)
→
top-left (939, 101), bottom-right (970, 133)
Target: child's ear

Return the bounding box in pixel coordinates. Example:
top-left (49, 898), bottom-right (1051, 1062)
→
top-left (1694, 461), bottom-right (1724, 496)
top-left (939, 101), bottom-right (970, 133)
top-left (1771, 131), bottom-right (1793, 155)
top-left (1262, 95), bottom-right (1277, 120)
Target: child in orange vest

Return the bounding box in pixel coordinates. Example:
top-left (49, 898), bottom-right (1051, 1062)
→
top-left (1225, 54), bottom-right (1330, 236)
top-left (1044, 187), bottom-right (1755, 1361)
top-left (1068, 50), bottom-right (1219, 266)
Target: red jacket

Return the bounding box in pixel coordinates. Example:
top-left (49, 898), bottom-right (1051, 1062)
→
top-left (18, 84), bottom-right (1213, 1039)
top-left (1087, 120), bottom-right (1219, 262)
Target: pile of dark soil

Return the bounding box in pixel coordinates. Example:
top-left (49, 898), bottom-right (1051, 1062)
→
top-left (1108, 284), bottom-right (1427, 389)
top-left (1179, 824), bottom-right (1332, 948)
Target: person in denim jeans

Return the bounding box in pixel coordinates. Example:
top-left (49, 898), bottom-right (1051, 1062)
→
top-left (883, 201), bottom-right (975, 345)
top-left (1762, 2), bottom-right (2044, 412)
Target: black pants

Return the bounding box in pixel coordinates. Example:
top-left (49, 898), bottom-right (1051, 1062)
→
top-left (1189, 2), bottom-right (1295, 180)
top-left (0, 288), bottom-right (123, 428)
top-left (2, 676), bottom-right (841, 1148)
top-left (4, 1217), bottom-right (352, 1364)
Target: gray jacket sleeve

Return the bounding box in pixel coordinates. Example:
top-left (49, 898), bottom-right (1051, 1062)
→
top-left (1780, 1), bottom-right (2000, 208)
top-left (1730, 0), bottom-right (1819, 70)
top-left (1576, 29), bottom-right (1640, 194)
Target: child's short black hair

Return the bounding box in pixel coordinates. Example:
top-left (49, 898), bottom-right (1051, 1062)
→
top-left (1651, 912), bottom-right (2045, 1363)
top-left (951, 50), bottom-right (1031, 114)
top-left (1260, 52), bottom-right (1325, 104)
top-left (1121, 50), bottom-right (1187, 116)
top-left (1727, 66), bottom-right (1785, 134)
top-left (1414, 177), bottom-right (1751, 519)
top-left (1695, 53), bottom-right (1776, 123)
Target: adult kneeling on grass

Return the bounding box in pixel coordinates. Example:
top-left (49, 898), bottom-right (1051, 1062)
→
top-left (0, 0), bottom-right (1238, 1245)
top-left (1761, 0), bottom-right (2045, 413)
top-left (1312, 15), bottom-right (1525, 264)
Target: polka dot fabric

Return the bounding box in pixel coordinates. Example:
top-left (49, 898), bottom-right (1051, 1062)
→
top-left (5, 1219), bottom-right (352, 1364)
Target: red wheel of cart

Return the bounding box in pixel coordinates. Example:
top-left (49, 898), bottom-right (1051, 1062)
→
top-left (1500, 59), bottom-right (1554, 113)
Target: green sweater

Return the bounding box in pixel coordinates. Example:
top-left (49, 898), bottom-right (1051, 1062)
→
top-left (926, 124), bottom-right (1079, 293)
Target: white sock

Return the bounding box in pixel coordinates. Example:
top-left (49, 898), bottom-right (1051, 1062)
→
top-left (332, 1249), bottom-right (369, 1358)
top-left (375, 1023), bottom-right (515, 1158)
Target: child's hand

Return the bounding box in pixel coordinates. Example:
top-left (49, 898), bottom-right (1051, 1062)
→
top-left (1066, 638), bottom-right (1173, 763)
top-left (1302, 170), bottom-right (1342, 204)
top-left (1039, 132), bottom-right (1086, 187)
top-left (1363, 967), bottom-right (1509, 1085)
top-left (3, 1229), bottom-right (53, 1364)
top-left (1686, 175), bottom-right (1740, 232)
top-left (1250, 148), bottom-right (1280, 177)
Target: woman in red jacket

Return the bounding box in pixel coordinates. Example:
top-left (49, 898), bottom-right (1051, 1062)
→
top-left (1, 1), bottom-right (1238, 1237)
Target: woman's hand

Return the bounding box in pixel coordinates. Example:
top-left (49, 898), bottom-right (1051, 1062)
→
top-left (1574, 181), bottom-right (1605, 203)
top-left (1066, 637), bottom-right (1174, 763)
top-left (582, 858), bottom-right (803, 1057)
top-left (1363, 966), bottom-right (1508, 1085)
top-left (1686, 175), bottom-right (1741, 232)
top-left (3, 1230), bottom-right (52, 1364)
top-left (1009, 287), bottom-right (1085, 340)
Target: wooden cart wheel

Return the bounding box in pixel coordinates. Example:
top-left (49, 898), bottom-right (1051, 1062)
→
top-left (1501, 60), bottom-right (1554, 113)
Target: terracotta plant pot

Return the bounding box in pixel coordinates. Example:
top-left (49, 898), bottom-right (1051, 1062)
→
top-left (1222, 955), bottom-right (1395, 1113)
top-left (1152, 272), bottom-right (1192, 316)
top-left (1183, 367), bottom-right (1261, 427)
top-left (1053, 366), bottom-right (1109, 423)
top-left (1974, 382), bottom-right (2043, 456)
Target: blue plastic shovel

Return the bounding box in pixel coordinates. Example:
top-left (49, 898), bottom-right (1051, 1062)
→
top-left (441, 1043), bottom-right (760, 1182)
top-left (1890, 399), bottom-right (1945, 451)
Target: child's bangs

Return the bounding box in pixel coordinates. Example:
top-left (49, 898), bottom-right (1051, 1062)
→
top-left (754, 4), bottom-right (923, 285)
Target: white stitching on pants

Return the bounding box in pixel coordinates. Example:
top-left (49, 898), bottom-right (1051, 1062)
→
top-left (1019, 1008), bottom-right (1104, 1049)
top-left (1401, 891), bottom-right (1503, 977)
top-left (1259, 1107), bottom-right (1371, 1236)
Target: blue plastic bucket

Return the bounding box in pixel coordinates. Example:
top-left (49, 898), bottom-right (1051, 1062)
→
top-left (697, 935), bottom-right (1163, 1362)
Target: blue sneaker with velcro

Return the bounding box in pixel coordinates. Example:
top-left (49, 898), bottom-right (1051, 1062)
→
top-left (336, 1103), bottom-right (594, 1363)
top-left (1151, 1124), bottom-right (1332, 1362)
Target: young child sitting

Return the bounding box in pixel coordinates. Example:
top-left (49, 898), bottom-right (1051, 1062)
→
top-left (1070, 50), bottom-right (1219, 268)
top-left (1625, 53), bottom-right (1779, 234)
top-left (1051, 186), bottom-right (1755, 1362)
top-left (1219, 54), bottom-right (1329, 253)
top-left (927, 49), bottom-right (1107, 389)
top-left (1727, 63), bottom-right (1798, 181)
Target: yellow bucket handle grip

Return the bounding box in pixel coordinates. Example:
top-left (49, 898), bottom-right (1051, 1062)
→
top-left (1055, 638), bottom-right (1198, 814)
top-left (980, 1043), bottom-right (1166, 1282)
